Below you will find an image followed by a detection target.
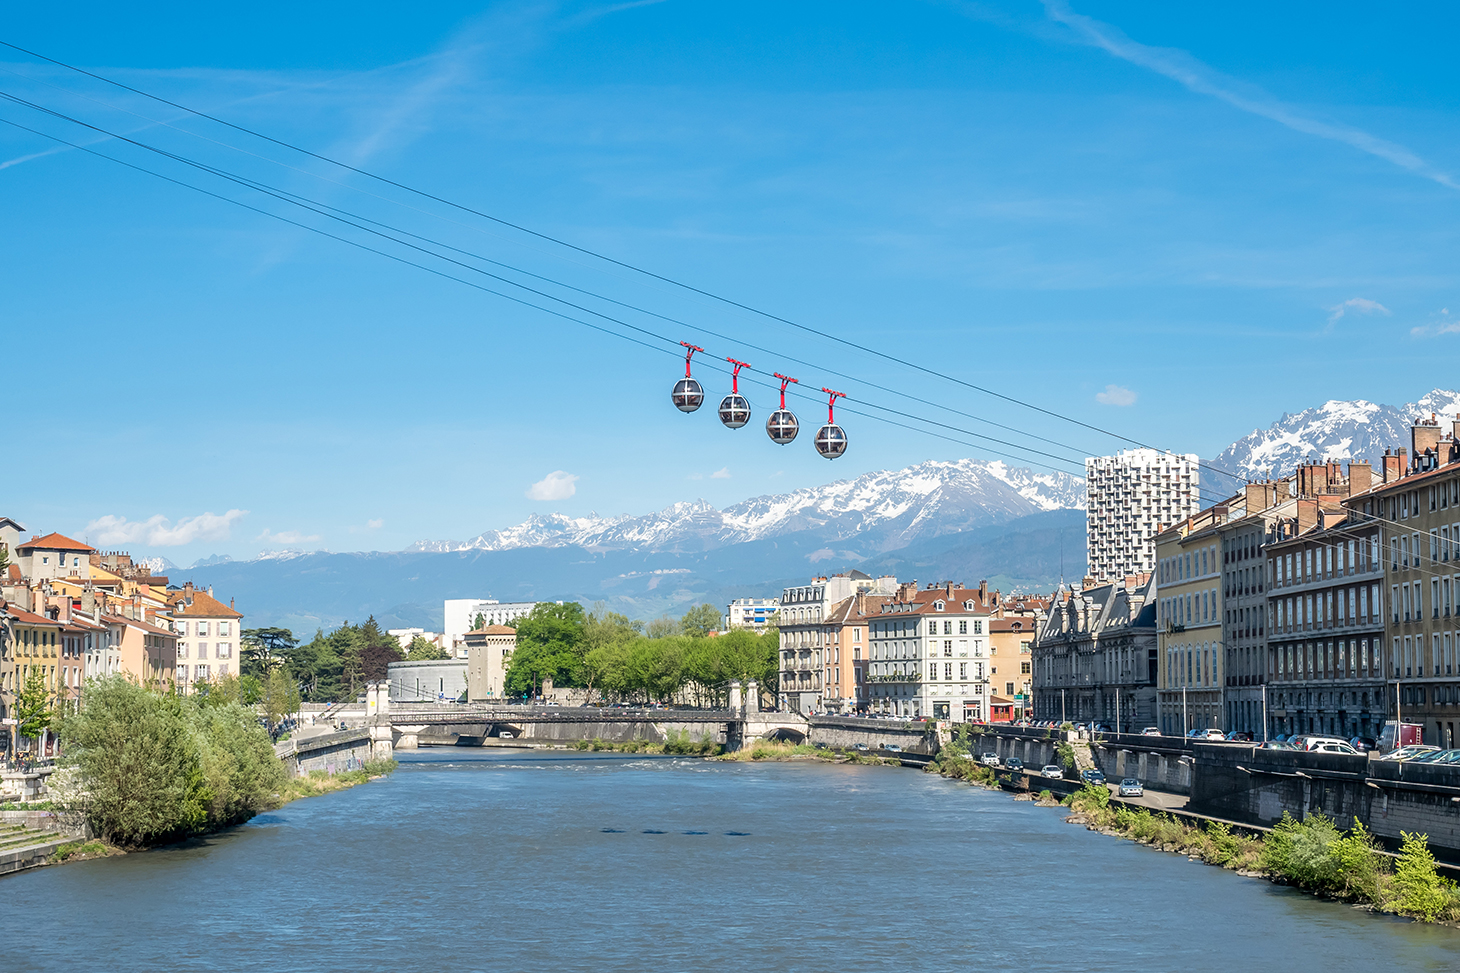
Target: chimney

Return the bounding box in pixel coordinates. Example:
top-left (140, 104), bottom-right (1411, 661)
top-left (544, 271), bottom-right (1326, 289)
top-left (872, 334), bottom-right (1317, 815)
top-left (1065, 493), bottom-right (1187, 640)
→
top-left (945, 581), bottom-right (954, 598)
top-left (230, 597), bottom-right (235, 610)
top-left (1414, 414), bottom-right (1443, 463)
top-left (1382, 449), bottom-right (1402, 484)
top-left (1245, 482), bottom-right (1269, 512)
top-left (979, 580), bottom-right (988, 601)
top-left (1296, 497), bottom-right (1318, 535)
top-left (1348, 461), bottom-right (1372, 496)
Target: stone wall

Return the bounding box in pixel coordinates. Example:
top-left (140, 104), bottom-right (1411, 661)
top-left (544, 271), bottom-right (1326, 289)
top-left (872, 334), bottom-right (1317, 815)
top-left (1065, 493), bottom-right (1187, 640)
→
top-left (277, 728), bottom-right (376, 777)
top-left (808, 717), bottom-right (933, 753)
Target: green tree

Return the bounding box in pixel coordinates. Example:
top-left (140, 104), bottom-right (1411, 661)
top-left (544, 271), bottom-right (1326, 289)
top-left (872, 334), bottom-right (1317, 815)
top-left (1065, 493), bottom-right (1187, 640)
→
top-left (262, 669), bottom-right (302, 730)
top-left (240, 627), bottom-right (298, 678)
top-left (504, 602), bottom-right (587, 695)
top-left (472, 612), bottom-right (487, 631)
top-left (0, 542), bottom-right (9, 576)
top-left (645, 615), bottom-right (681, 639)
top-left (16, 667), bottom-right (53, 746)
top-left (406, 635), bottom-right (449, 661)
top-left (680, 603), bottom-right (722, 637)
top-left (1387, 831), bottom-right (1456, 921)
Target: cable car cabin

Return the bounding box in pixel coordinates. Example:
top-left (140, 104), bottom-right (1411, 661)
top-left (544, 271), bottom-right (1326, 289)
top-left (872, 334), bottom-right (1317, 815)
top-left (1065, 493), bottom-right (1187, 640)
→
top-left (815, 422), bottom-right (847, 458)
top-left (766, 409), bottom-right (799, 444)
top-left (719, 393), bottom-right (751, 428)
top-left (672, 378), bottom-right (704, 412)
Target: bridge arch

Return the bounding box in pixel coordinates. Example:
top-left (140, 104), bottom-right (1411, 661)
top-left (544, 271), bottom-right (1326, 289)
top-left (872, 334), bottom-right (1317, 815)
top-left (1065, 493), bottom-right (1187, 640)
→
top-left (762, 726), bottom-right (806, 744)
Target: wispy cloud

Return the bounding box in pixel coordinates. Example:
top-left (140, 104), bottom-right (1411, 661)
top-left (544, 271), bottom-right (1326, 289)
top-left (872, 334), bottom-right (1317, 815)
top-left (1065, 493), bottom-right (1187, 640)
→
top-left (528, 470), bottom-right (579, 501)
top-left (256, 527), bottom-right (323, 545)
top-left (711, 467), bottom-right (732, 479)
top-left (348, 518), bottom-right (385, 533)
top-left (86, 509), bottom-right (248, 547)
top-left (1095, 384), bottom-right (1137, 406)
top-left (1411, 308), bottom-right (1460, 338)
top-left (1040, 0), bottom-right (1460, 191)
top-left (1327, 297), bottom-right (1391, 325)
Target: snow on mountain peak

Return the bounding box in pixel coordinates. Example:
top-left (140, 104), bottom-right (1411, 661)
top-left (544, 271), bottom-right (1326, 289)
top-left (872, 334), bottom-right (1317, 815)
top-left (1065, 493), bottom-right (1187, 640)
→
top-left (407, 458), bottom-right (1085, 556)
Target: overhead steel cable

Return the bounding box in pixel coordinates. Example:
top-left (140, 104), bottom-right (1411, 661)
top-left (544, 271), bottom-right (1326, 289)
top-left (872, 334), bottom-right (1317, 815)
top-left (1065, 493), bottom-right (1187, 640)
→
top-left (0, 92), bottom-right (1088, 472)
top-left (0, 38), bottom-right (1249, 486)
top-left (0, 113), bottom-right (1084, 477)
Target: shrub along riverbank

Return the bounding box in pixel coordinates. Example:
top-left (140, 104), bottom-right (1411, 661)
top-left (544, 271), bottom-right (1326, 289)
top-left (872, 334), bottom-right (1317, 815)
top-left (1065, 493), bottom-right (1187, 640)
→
top-left (48, 676), bottom-right (393, 852)
top-left (926, 747), bottom-right (1460, 924)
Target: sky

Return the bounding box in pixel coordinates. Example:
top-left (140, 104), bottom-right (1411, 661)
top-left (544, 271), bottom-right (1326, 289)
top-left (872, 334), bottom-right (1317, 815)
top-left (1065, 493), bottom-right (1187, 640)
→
top-left (3, 1), bottom-right (1460, 566)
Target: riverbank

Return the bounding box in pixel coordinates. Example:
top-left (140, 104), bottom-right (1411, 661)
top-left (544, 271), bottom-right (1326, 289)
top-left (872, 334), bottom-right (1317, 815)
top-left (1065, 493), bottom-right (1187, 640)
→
top-left (276, 759), bottom-right (398, 805)
top-left (925, 749), bottom-right (1460, 924)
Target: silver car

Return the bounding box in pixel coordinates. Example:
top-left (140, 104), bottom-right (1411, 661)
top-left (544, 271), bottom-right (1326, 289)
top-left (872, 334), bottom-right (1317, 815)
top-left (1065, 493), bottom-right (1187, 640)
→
top-left (980, 752), bottom-right (1000, 766)
top-left (1118, 778), bottom-right (1144, 797)
top-left (1041, 764), bottom-right (1064, 779)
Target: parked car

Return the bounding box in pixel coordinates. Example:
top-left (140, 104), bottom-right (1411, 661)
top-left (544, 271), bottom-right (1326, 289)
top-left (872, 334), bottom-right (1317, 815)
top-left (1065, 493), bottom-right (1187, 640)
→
top-left (1349, 737), bottom-right (1377, 753)
top-left (853, 742), bottom-right (870, 752)
top-left (1294, 734), bottom-right (1350, 752)
top-left (883, 744), bottom-right (903, 753)
top-left (1201, 728), bottom-right (1227, 741)
top-left (1226, 730), bottom-right (1254, 742)
top-left (1378, 745), bottom-right (1439, 761)
top-left (1258, 740), bottom-right (1300, 750)
top-left (980, 752), bottom-right (1001, 767)
top-left (1080, 768), bottom-right (1106, 785)
top-left (1092, 723), bottom-right (1112, 733)
top-left (1041, 764), bottom-right (1065, 779)
top-left (1118, 778), bottom-right (1144, 797)
top-left (1005, 757), bottom-right (1024, 771)
top-left (1141, 726), bottom-right (1162, 736)
top-left (1405, 748), bottom-right (1457, 764)
top-left (1309, 740), bottom-right (1361, 755)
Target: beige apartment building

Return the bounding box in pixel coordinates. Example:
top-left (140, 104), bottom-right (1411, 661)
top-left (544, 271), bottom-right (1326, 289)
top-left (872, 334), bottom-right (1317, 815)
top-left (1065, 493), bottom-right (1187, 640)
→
top-left (1155, 512), bottom-right (1225, 734)
top-left (866, 582), bottom-right (998, 721)
top-left (169, 583), bottom-right (242, 691)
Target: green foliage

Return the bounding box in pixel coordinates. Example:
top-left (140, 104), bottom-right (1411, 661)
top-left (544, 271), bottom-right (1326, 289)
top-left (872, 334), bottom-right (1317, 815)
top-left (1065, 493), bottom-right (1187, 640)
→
top-left (1386, 831), bottom-right (1459, 921)
top-left (16, 666), bottom-right (53, 742)
top-left (1329, 819), bottom-right (1387, 902)
top-left (405, 635), bottom-right (448, 661)
top-left (59, 676), bottom-right (286, 848)
top-left (679, 603), bottom-right (722, 637)
top-left (279, 618), bottom-right (405, 702)
top-left (240, 627), bottom-right (298, 678)
top-left (1055, 741), bottom-right (1076, 772)
top-left (263, 669), bottom-right (302, 729)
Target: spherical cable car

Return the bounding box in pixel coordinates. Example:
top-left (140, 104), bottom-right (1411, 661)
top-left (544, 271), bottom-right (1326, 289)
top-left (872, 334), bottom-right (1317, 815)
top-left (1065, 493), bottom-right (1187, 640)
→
top-left (672, 341), bottom-right (705, 413)
top-left (814, 388), bottom-right (848, 459)
top-left (766, 373), bottom-right (800, 444)
top-left (719, 358), bottom-right (752, 428)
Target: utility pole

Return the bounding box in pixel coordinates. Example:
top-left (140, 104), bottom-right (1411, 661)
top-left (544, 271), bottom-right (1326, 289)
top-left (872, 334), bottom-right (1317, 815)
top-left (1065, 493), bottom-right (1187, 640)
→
top-left (1182, 684), bottom-right (1189, 737)
top-left (1261, 683), bottom-right (1268, 744)
top-left (1061, 689), bottom-right (1066, 724)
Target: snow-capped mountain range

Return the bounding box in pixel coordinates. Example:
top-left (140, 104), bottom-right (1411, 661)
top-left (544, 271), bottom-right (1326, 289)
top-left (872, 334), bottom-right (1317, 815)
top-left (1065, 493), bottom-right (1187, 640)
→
top-left (409, 459), bottom-right (1086, 556)
top-left (1212, 388), bottom-right (1460, 481)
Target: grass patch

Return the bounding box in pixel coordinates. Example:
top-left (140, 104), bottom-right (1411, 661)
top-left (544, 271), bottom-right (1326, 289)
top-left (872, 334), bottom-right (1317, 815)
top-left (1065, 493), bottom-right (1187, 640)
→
top-left (50, 839), bottom-right (116, 863)
top-left (567, 732), bottom-right (723, 756)
top-left (277, 759), bottom-right (398, 805)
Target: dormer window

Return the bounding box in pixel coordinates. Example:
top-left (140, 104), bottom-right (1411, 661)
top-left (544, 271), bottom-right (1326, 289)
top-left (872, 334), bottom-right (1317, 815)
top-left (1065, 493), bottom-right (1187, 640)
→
top-left (964, 600), bottom-right (975, 610)
top-left (934, 600), bottom-right (945, 611)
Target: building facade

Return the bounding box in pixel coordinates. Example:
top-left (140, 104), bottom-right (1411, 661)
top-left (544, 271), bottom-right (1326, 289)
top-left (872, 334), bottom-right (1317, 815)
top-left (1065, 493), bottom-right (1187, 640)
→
top-left (1033, 575), bottom-right (1156, 729)
top-left (387, 659), bottom-right (468, 703)
top-left (778, 572), bottom-right (897, 712)
top-left (1155, 513), bottom-right (1225, 735)
top-left (465, 625), bottom-right (518, 701)
top-left (866, 582), bottom-right (996, 721)
top-left (1086, 449), bottom-right (1201, 583)
top-left (817, 593), bottom-right (887, 714)
top-left (725, 598), bottom-right (780, 633)
top-left (169, 583), bottom-right (243, 691)
top-left (444, 599), bottom-right (538, 657)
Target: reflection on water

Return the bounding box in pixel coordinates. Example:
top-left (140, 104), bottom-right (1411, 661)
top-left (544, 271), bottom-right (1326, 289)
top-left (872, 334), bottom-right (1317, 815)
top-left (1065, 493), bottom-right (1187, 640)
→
top-left (8, 749), bottom-right (1460, 973)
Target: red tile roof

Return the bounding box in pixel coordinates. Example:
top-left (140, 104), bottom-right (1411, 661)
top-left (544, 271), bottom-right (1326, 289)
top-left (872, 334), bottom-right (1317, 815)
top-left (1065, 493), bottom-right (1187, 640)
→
top-left (18, 532), bottom-right (97, 554)
top-left (466, 625), bottom-right (516, 635)
top-left (168, 589), bottom-right (243, 619)
top-left (5, 607), bottom-right (61, 627)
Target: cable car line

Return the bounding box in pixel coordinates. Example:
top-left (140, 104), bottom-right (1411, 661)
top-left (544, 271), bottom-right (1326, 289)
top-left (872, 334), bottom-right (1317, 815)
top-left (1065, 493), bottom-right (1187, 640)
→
top-left (0, 38), bottom-right (1248, 484)
top-left (0, 91), bottom-right (1089, 472)
top-left (0, 111), bottom-right (1084, 476)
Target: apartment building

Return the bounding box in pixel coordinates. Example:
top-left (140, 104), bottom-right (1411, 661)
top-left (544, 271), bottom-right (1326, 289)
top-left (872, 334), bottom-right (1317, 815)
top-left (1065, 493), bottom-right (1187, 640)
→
top-left (1342, 416), bottom-right (1460, 747)
top-left (817, 592), bottom-right (887, 714)
top-left (1032, 575), bottom-right (1156, 729)
top-left (1264, 500), bottom-right (1386, 740)
top-left (866, 582), bottom-right (997, 721)
top-left (778, 571), bottom-right (897, 712)
top-left (1086, 449), bottom-right (1200, 583)
top-left (725, 597), bottom-right (779, 633)
top-left (988, 591), bottom-right (1048, 718)
top-left (169, 583), bottom-right (243, 691)
top-left (1155, 512), bottom-right (1225, 735)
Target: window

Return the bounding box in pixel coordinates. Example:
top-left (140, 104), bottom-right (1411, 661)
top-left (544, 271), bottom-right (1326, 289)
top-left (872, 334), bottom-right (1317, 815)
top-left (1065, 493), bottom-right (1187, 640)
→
top-left (197, 664), bottom-right (210, 682)
top-left (944, 640), bottom-right (953, 656)
top-left (197, 642), bottom-right (209, 660)
top-left (960, 663), bottom-right (967, 680)
top-left (197, 622), bottom-right (210, 637)
top-left (178, 642), bottom-right (189, 659)
top-left (929, 664), bottom-right (937, 680)
top-left (1006, 682), bottom-right (1015, 695)
top-left (958, 620), bottom-right (968, 634)
top-left (944, 663), bottom-right (953, 680)
top-left (217, 642), bottom-right (232, 659)
top-left (218, 622), bottom-right (230, 636)
top-left (1021, 661), bottom-right (1031, 674)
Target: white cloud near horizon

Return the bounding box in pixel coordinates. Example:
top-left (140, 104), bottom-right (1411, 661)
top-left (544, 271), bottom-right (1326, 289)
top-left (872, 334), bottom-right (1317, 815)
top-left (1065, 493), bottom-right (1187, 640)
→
top-left (1095, 384), bottom-right (1137, 406)
top-left (1327, 297), bottom-right (1391, 325)
top-left (528, 470), bottom-right (579, 501)
top-left (348, 518), bottom-right (386, 533)
top-left (711, 467), bottom-right (732, 479)
top-left (86, 509), bottom-right (248, 547)
top-left (1040, 0), bottom-right (1460, 192)
top-left (256, 527), bottom-right (323, 545)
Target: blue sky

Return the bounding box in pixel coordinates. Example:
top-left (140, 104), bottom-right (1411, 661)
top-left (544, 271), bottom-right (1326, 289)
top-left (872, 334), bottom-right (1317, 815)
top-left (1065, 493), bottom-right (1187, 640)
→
top-left (3, 1), bottom-right (1460, 564)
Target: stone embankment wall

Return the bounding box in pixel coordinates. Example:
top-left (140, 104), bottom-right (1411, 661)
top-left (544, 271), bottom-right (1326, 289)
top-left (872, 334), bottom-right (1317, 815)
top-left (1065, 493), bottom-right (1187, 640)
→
top-left (1192, 745), bottom-right (1460, 857)
top-left (414, 720), bottom-right (730, 747)
top-left (807, 717), bottom-right (933, 753)
top-left (276, 728), bottom-right (376, 777)
top-left (964, 727), bottom-right (1198, 794)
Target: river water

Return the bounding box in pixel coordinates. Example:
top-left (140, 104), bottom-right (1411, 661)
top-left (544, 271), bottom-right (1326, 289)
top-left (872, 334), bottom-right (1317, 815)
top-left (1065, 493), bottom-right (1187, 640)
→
top-left (8, 749), bottom-right (1460, 972)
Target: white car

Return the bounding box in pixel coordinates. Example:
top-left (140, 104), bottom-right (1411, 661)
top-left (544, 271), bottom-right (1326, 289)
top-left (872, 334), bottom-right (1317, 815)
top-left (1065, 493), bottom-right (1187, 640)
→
top-left (1141, 727), bottom-right (1161, 736)
top-left (1202, 728), bottom-right (1226, 741)
top-left (1041, 764), bottom-right (1064, 779)
top-left (980, 753), bottom-right (1001, 767)
top-left (1310, 740), bottom-right (1361, 755)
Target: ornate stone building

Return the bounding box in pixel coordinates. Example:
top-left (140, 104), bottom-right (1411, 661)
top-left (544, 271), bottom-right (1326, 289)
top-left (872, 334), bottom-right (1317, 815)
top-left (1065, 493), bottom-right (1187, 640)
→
top-left (1032, 575), bottom-right (1156, 729)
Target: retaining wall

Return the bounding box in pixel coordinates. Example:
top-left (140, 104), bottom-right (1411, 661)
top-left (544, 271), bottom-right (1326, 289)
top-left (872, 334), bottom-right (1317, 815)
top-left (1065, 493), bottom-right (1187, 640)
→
top-left (276, 728), bottom-right (376, 777)
top-left (808, 717), bottom-right (934, 754)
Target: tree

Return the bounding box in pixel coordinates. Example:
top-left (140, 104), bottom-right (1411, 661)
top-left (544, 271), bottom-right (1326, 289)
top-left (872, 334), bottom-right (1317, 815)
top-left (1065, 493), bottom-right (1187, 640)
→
top-left (262, 669), bottom-right (302, 730)
top-left (0, 543), bottom-right (9, 576)
top-left (16, 667), bottom-right (52, 747)
top-left (240, 627), bottom-right (298, 678)
top-left (406, 635), bottom-right (448, 661)
top-left (680, 603), bottom-right (722, 637)
top-left (645, 615), bottom-right (681, 639)
top-left (504, 602), bottom-right (587, 697)
top-left (472, 612), bottom-right (487, 631)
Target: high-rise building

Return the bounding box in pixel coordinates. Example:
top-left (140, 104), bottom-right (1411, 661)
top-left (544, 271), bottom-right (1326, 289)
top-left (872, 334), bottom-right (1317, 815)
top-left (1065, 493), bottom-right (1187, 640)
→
top-left (1086, 449), bottom-right (1201, 583)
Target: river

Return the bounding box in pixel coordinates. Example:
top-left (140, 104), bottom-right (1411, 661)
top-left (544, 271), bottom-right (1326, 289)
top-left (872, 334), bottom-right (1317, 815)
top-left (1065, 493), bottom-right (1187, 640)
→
top-left (8, 749), bottom-right (1460, 972)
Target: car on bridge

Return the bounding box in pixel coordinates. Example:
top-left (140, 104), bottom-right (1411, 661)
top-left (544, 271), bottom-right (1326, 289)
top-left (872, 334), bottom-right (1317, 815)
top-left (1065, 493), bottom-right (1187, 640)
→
top-left (1080, 768), bottom-right (1105, 785)
top-left (1141, 727), bottom-right (1161, 736)
top-left (1041, 764), bottom-right (1065, 779)
top-left (980, 752), bottom-right (1000, 766)
top-left (1118, 778), bottom-right (1144, 797)
top-left (1005, 757), bottom-right (1023, 771)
